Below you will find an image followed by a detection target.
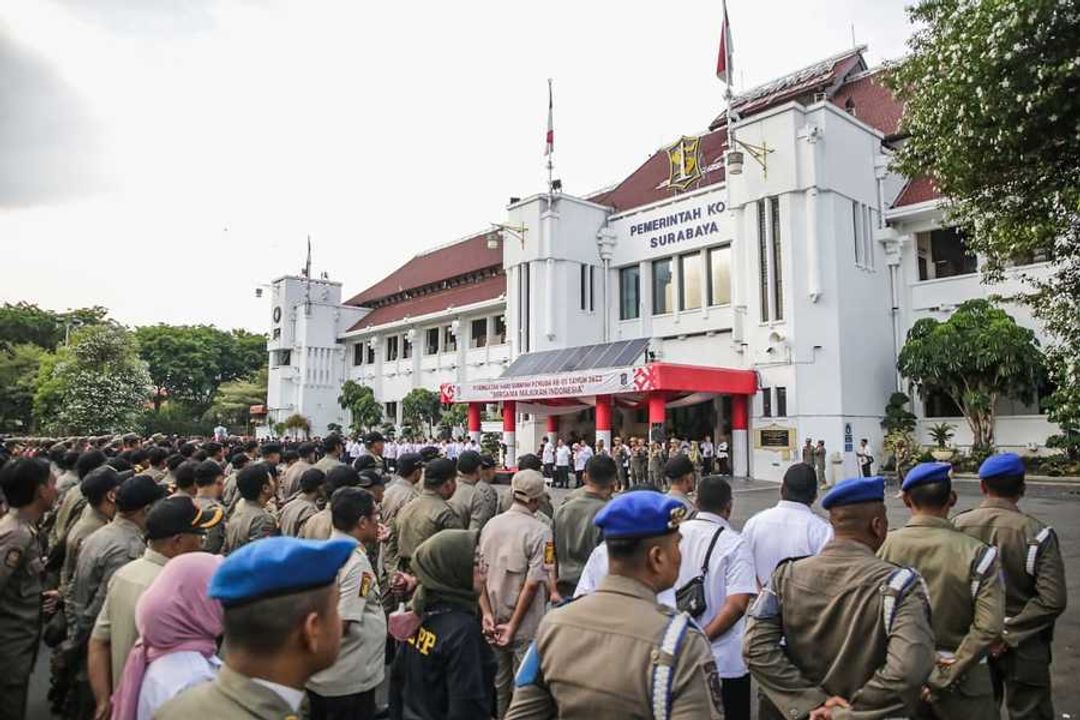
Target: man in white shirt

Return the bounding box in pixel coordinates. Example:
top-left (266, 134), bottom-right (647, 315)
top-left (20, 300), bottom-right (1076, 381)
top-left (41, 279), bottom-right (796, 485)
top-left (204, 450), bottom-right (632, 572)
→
top-left (540, 437), bottom-right (555, 479)
top-left (739, 462), bottom-right (833, 588)
top-left (554, 439), bottom-right (571, 488)
top-left (674, 475), bottom-right (757, 720)
top-left (573, 442), bottom-right (593, 487)
top-left (701, 437), bottom-right (715, 475)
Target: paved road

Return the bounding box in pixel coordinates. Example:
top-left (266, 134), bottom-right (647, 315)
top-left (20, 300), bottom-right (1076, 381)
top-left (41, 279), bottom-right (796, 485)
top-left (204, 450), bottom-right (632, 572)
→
top-left (26, 477), bottom-right (1080, 718)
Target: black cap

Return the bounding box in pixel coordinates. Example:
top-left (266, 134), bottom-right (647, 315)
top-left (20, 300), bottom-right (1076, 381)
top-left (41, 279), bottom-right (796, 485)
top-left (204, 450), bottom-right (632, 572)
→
top-left (396, 453), bottom-right (422, 477)
top-left (424, 458), bottom-right (456, 486)
top-left (418, 445), bottom-right (440, 462)
top-left (364, 431), bottom-right (385, 445)
top-left (479, 454), bottom-right (496, 469)
top-left (358, 469), bottom-right (385, 488)
top-left (353, 455), bottom-right (377, 472)
top-left (457, 450), bottom-right (482, 475)
top-left (664, 454), bottom-right (696, 480)
top-left (79, 466), bottom-right (126, 504)
top-left (145, 495), bottom-right (223, 540)
top-left (116, 475), bottom-right (167, 512)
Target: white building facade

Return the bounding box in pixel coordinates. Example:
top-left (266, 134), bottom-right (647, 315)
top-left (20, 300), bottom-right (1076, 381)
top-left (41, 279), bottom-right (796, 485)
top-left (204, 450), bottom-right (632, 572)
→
top-left (265, 47), bottom-right (1059, 482)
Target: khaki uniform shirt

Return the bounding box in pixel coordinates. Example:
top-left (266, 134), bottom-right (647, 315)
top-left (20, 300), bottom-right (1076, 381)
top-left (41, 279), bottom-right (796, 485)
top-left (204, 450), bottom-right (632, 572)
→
top-left (447, 475), bottom-right (478, 528)
top-left (387, 489), bottom-right (463, 572)
top-left (298, 508), bottom-right (333, 540)
top-left (744, 538), bottom-right (935, 720)
top-left (224, 499), bottom-right (277, 554)
top-left (552, 491), bottom-right (607, 591)
top-left (879, 515), bottom-right (1005, 693)
top-left (156, 664), bottom-right (300, 720)
top-left (953, 498), bottom-right (1067, 649)
top-left (499, 490), bottom-right (554, 526)
top-left (307, 530), bottom-right (387, 696)
top-left (313, 455), bottom-right (343, 474)
top-left (506, 574), bottom-right (722, 719)
top-left (90, 549), bottom-right (168, 689)
top-left (195, 495), bottom-right (227, 554)
top-left (479, 504), bottom-right (553, 641)
top-left (471, 480), bottom-right (499, 532)
top-left (71, 516), bottom-right (146, 642)
top-left (60, 505), bottom-right (110, 619)
top-left (50, 484), bottom-right (86, 548)
top-left (279, 495), bottom-right (319, 537)
top-left (0, 510), bottom-right (45, 679)
top-left (222, 472), bottom-right (240, 517)
top-left (380, 477), bottom-right (419, 528)
top-left (279, 459), bottom-right (312, 503)
top-left (668, 490), bottom-right (697, 520)
top-left (143, 466), bottom-right (166, 484)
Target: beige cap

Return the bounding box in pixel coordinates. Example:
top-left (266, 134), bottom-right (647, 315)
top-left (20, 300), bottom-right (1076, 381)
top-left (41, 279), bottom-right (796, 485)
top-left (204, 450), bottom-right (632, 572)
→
top-left (511, 469), bottom-right (547, 501)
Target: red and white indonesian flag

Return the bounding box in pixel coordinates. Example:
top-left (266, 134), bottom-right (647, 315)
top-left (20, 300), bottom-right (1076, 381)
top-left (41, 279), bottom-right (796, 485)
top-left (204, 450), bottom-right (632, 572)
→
top-left (716, 0), bottom-right (733, 85)
top-left (544, 79), bottom-right (554, 156)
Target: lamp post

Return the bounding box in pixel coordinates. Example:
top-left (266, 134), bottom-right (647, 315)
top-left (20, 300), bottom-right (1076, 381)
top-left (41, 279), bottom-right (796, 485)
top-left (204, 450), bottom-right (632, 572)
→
top-left (486, 223), bottom-right (528, 249)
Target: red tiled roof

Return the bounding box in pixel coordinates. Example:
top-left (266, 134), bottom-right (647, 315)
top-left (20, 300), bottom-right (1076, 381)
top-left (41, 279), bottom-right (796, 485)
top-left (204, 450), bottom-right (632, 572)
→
top-left (348, 274), bottom-right (505, 332)
top-left (589, 127), bottom-right (729, 213)
top-left (708, 48), bottom-right (866, 130)
top-left (829, 68), bottom-right (903, 138)
top-left (893, 176), bottom-right (941, 208)
top-left (344, 232), bottom-right (501, 306)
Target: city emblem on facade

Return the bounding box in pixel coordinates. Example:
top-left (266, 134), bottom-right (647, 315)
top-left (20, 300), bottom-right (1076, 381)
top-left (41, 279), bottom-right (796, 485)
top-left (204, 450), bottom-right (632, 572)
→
top-left (666, 135), bottom-right (703, 192)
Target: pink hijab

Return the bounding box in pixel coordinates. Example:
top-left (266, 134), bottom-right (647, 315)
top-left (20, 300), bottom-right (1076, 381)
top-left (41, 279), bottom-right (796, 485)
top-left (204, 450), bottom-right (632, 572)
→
top-left (111, 552), bottom-right (224, 720)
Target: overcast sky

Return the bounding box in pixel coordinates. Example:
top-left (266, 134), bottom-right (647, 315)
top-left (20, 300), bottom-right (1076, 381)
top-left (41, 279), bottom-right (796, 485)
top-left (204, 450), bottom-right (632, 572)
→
top-left (0, 0), bottom-right (913, 332)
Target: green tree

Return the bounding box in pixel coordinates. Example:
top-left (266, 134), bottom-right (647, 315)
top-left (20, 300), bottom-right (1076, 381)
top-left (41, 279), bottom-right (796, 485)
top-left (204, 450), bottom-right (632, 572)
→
top-left (439, 402), bottom-right (468, 438)
top-left (284, 413), bottom-right (311, 439)
top-left (892, 0), bottom-right (1080, 453)
top-left (0, 344), bottom-right (48, 432)
top-left (134, 325), bottom-right (266, 414)
top-left (203, 367), bottom-right (268, 433)
top-left (338, 380), bottom-right (381, 433)
top-left (898, 299), bottom-right (1044, 450)
top-left (0, 302), bottom-right (108, 352)
top-left (402, 388), bottom-right (442, 436)
top-left (33, 324), bottom-right (151, 434)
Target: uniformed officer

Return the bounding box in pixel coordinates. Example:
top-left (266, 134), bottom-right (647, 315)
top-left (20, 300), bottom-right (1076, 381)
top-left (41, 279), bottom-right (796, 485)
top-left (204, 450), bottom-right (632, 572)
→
top-left (381, 453), bottom-right (421, 530)
top-left (478, 469), bottom-right (555, 717)
top-left (156, 536), bottom-right (356, 720)
top-left (498, 455), bottom-right (555, 525)
top-left (280, 442), bottom-right (316, 503)
top-left (301, 465), bottom-right (362, 540)
top-left (507, 491), bottom-right (722, 719)
top-left (552, 454), bottom-right (616, 598)
top-left (223, 463), bottom-right (278, 554)
top-left (314, 435), bottom-right (346, 474)
top-left (474, 454), bottom-right (501, 526)
top-left (664, 454), bottom-right (698, 519)
top-left (387, 458), bottom-right (462, 574)
top-left (192, 459), bottom-right (227, 553)
top-left (953, 453), bottom-right (1067, 720)
top-left (364, 432), bottom-right (387, 477)
top-left (50, 450), bottom-right (108, 551)
top-left (0, 457), bottom-right (59, 720)
top-left (279, 467), bottom-right (324, 537)
top-left (306, 488), bottom-right (387, 718)
top-left (879, 462), bottom-right (1005, 719)
top-left (448, 450), bottom-right (497, 531)
top-left (744, 475), bottom-right (936, 720)
top-left (58, 467), bottom-right (123, 619)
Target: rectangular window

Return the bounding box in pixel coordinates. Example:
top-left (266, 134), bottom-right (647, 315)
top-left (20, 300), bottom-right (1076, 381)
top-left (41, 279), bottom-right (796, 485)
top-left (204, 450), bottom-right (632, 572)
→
top-left (652, 258), bottom-right (674, 315)
top-left (366, 344), bottom-right (375, 364)
top-left (916, 227), bottom-right (977, 281)
top-left (770, 196), bottom-right (783, 320)
top-left (353, 343), bottom-right (364, 366)
top-left (865, 207), bottom-right (876, 269)
top-left (470, 318), bottom-right (488, 348)
top-left (425, 328), bottom-right (439, 355)
top-left (385, 336), bottom-right (398, 362)
top-left (402, 335), bottom-right (412, 359)
top-left (580, 264), bottom-right (589, 311)
top-left (384, 401), bottom-right (398, 422)
top-left (679, 253), bottom-right (702, 310)
top-left (708, 246), bottom-right (731, 305)
top-left (776, 387), bottom-right (787, 417)
top-left (443, 325), bottom-right (457, 352)
top-left (273, 349), bottom-right (291, 367)
top-left (493, 315), bottom-right (506, 344)
top-left (758, 200), bottom-right (769, 322)
top-left (762, 387), bottom-right (772, 417)
top-left (853, 201), bottom-right (865, 267)
top-left (589, 266), bottom-right (595, 312)
top-left (519, 263), bottom-right (530, 353)
top-left (619, 266), bottom-right (640, 320)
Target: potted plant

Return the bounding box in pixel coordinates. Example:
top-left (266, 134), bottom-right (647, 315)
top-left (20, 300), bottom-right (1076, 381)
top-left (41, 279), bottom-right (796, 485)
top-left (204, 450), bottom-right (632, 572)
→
top-left (928, 422), bottom-right (956, 461)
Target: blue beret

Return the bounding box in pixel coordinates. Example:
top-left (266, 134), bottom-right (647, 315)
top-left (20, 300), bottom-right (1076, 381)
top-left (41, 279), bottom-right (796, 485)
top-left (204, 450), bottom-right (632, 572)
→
top-left (594, 492), bottom-right (687, 539)
top-left (978, 452), bottom-right (1025, 479)
top-left (821, 476), bottom-right (885, 510)
top-left (209, 536), bottom-right (357, 606)
top-left (901, 462), bottom-right (952, 492)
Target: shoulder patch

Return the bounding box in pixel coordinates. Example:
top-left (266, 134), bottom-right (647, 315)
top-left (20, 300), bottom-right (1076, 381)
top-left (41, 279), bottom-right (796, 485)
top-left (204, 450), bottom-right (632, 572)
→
top-left (4, 547), bottom-right (22, 569)
top-left (702, 660), bottom-right (723, 713)
top-left (359, 572), bottom-right (373, 598)
top-left (514, 642), bottom-right (542, 688)
top-left (543, 541), bottom-right (555, 566)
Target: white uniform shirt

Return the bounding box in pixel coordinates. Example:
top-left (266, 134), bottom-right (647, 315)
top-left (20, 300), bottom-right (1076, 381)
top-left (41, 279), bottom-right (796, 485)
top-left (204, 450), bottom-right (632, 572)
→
top-left (575, 543), bottom-right (676, 607)
top-left (574, 445), bottom-right (593, 471)
top-left (137, 652), bottom-right (221, 720)
top-left (385, 441), bottom-right (398, 460)
top-left (555, 445), bottom-right (571, 467)
top-left (701, 441), bottom-right (714, 458)
top-left (541, 442), bottom-right (555, 464)
top-left (674, 513), bottom-right (757, 678)
top-left (740, 499), bottom-right (833, 588)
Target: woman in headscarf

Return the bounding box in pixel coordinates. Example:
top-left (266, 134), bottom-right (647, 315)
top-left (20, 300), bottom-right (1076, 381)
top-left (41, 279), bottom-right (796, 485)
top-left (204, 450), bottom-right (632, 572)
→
top-left (389, 529), bottom-right (496, 720)
top-left (110, 552), bottom-right (224, 720)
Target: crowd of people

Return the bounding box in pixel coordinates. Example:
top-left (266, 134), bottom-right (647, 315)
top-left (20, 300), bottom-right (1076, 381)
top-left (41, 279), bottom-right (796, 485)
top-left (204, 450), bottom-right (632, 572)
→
top-left (0, 427), bottom-right (1068, 720)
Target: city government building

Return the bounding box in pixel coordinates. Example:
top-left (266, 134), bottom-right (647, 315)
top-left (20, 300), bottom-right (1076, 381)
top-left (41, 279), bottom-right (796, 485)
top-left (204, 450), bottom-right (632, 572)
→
top-left (265, 46), bottom-right (1058, 483)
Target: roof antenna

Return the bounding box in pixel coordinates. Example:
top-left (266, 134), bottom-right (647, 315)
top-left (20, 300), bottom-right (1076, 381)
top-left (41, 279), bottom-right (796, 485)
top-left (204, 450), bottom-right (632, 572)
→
top-left (850, 23), bottom-right (857, 49)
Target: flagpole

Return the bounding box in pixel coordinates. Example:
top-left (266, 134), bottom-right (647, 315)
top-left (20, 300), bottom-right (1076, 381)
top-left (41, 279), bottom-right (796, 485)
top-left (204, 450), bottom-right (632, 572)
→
top-left (721, 0), bottom-right (735, 152)
top-left (546, 78), bottom-right (554, 195)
